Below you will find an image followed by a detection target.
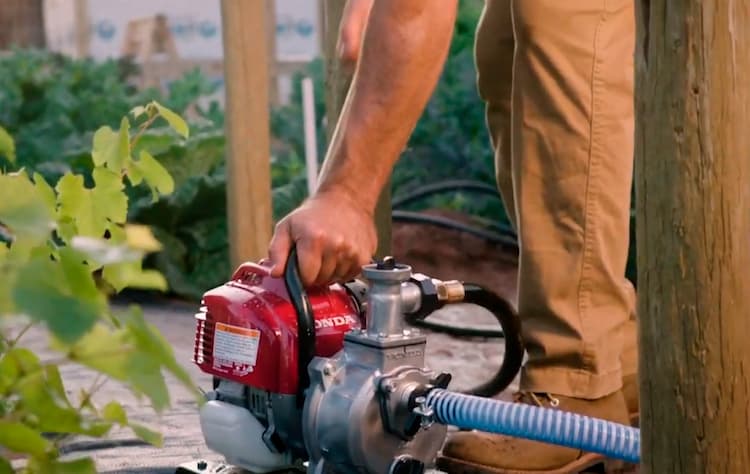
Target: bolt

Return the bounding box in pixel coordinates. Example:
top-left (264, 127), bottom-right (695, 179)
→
top-left (378, 332), bottom-right (388, 340)
top-left (383, 382), bottom-right (395, 393)
top-left (323, 364), bottom-right (333, 376)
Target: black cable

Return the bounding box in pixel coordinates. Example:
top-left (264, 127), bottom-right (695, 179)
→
top-left (284, 246), bottom-right (316, 407)
top-left (457, 284), bottom-right (525, 398)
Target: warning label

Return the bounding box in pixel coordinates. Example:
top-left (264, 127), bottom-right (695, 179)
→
top-left (213, 322), bottom-right (260, 368)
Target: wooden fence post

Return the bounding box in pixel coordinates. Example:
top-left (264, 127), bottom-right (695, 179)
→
top-left (322, 0), bottom-right (392, 259)
top-left (220, 0), bottom-right (273, 268)
top-left (635, 1), bottom-right (750, 472)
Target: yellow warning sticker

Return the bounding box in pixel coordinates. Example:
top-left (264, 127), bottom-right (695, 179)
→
top-left (213, 322), bottom-right (261, 367)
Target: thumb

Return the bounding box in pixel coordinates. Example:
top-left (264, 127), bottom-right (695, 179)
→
top-left (267, 221), bottom-right (292, 277)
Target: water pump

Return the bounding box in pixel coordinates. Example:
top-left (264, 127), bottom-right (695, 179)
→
top-left (184, 249), bottom-right (525, 474)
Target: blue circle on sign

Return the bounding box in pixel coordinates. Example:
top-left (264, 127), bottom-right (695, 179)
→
top-left (296, 20), bottom-right (313, 37)
top-left (97, 20), bottom-right (116, 40)
top-left (199, 21), bottom-right (217, 38)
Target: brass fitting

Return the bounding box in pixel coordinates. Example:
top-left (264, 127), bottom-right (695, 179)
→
top-left (436, 280), bottom-right (465, 303)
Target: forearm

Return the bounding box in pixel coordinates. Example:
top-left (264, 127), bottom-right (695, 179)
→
top-left (315, 0), bottom-right (458, 212)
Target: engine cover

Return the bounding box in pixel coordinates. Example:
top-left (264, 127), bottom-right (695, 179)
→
top-left (193, 261), bottom-right (363, 395)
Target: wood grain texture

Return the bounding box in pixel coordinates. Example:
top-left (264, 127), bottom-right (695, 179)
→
top-left (220, 0), bottom-right (274, 268)
top-left (635, 1), bottom-right (750, 472)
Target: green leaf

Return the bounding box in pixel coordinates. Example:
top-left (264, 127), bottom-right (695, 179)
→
top-left (32, 172), bottom-right (56, 216)
top-left (12, 254), bottom-right (103, 345)
top-left (70, 236), bottom-right (141, 268)
top-left (91, 118), bottom-right (130, 171)
top-left (0, 456), bottom-right (13, 474)
top-left (56, 168), bottom-right (127, 239)
top-left (67, 324), bottom-right (131, 381)
top-left (130, 423), bottom-right (163, 447)
top-left (154, 102), bottom-right (189, 138)
top-left (68, 323), bottom-right (171, 411)
top-left (121, 306), bottom-right (197, 402)
top-left (0, 126), bottom-right (16, 163)
top-left (124, 224), bottom-right (162, 252)
top-left (102, 261), bottom-right (167, 292)
top-left (131, 150), bottom-right (174, 200)
top-left (0, 173), bottom-right (55, 243)
top-left (29, 457), bottom-right (97, 474)
top-left (0, 420), bottom-right (53, 457)
top-left (14, 371), bottom-right (84, 434)
top-left (101, 401), bottom-right (127, 425)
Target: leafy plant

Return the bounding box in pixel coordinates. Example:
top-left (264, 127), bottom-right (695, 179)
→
top-left (0, 102), bottom-right (199, 473)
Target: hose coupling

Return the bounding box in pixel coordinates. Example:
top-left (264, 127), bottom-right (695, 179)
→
top-left (436, 280), bottom-right (465, 303)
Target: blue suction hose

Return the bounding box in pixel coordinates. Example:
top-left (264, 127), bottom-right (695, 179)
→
top-left (425, 389), bottom-right (640, 463)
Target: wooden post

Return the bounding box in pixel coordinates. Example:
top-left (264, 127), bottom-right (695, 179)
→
top-left (322, 0), bottom-right (392, 258)
top-left (635, 1), bottom-right (750, 472)
top-left (220, 0), bottom-right (273, 268)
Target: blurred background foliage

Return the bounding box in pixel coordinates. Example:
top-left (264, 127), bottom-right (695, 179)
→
top-left (0, 0), bottom-right (635, 300)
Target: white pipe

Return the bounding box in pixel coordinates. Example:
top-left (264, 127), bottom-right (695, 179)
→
top-left (302, 77), bottom-right (319, 195)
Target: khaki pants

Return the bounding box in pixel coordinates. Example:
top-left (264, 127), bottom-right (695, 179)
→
top-left (475, 0), bottom-right (637, 399)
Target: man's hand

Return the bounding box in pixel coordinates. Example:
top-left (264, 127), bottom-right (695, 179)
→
top-left (267, 190), bottom-right (377, 287)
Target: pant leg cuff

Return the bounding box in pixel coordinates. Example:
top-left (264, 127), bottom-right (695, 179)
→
top-left (519, 365), bottom-right (623, 400)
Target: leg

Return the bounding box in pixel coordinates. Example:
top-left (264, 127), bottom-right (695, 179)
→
top-left (512, 0), bottom-right (635, 400)
top-left (438, 0), bottom-right (637, 471)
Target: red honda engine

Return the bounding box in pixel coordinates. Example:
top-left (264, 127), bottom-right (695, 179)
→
top-left (193, 260), bottom-right (364, 395)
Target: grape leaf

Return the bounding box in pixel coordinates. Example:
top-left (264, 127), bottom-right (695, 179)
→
top-left (56, 168), bottom-right (127, 239)
top-left (131, 422), bottom-right (163, 447)
top-left (131, 150), bottom-right (174, 200)
top-left (0, 457), bottom-right (12, 474)
top-left (101, 401), bottom-right (127, 425)
top-left (12, 255), bottom-right (102, 345)
top-left (91, 118), bottom-right (130, 171)
top-left (32, 172), bottom-right (56, 215)
top-left (125, 224), bottom-right (162, 252)
top-left (102, 261), bottom-right (167, 292)
top-left (154, 102), bottom-right (189, 138)
top-left (0, 126), bottom-right (15, 163)
top-left (0, 420), bottom-right (52, 457)
top-left (28, 457), bottom-right (97, 474)
top-left (0, 173), bottom-right (55, 243)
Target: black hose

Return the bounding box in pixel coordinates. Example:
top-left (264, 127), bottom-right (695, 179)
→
top-left (411, 318), bottom-right (505, 338)
top-left (392, 179), bottom-right (501, 208)
top-left (392, 210), bottom-right (518, 250)
top-left (455, 284), bottom-right (525, 398)
top-left (284, 246), bottom-right (316, 407)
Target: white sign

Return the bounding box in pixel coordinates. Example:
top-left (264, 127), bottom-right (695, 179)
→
top-left (43, 0), bottom-right (320, 62)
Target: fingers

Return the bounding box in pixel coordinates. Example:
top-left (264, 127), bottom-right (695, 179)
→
top-left (296, 231), bottom-right (323, 287)
top-left (267, 219), bottom-right (292, 277)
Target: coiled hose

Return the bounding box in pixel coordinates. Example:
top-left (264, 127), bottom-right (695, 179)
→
top-left (426, 389), bottom-right (640, 463)
top-left (457, 284), bottom-right (524, 397)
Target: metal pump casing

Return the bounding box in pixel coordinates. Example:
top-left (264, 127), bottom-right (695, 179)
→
top-left (302, 261), bottom-right (449, 473)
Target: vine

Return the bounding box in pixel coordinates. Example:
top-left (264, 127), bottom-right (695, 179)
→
top-left (0, 102), bottom-right (198, 473)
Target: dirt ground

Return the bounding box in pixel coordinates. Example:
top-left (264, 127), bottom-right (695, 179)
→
top-left (3, 213), bottom-right (638, 473)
